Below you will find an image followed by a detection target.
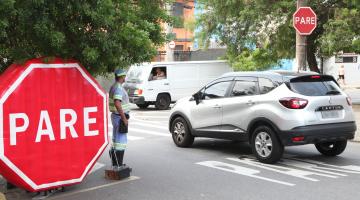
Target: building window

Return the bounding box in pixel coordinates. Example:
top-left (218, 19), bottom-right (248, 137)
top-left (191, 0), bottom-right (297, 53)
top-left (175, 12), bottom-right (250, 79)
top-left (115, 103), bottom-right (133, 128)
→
top-left (172, 2), bottom-right (184, 16)
top-left (175, 45), bottom-right (184, 51)
top-left (335, 56), bottom-right (358, 63)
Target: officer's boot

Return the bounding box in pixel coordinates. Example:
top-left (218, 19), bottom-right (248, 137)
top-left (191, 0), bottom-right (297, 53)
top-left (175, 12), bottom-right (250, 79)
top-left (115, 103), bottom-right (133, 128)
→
top-left (115, 150), bottom-right (125, 166)
top-left (109, 149), bottom-right (117, 167)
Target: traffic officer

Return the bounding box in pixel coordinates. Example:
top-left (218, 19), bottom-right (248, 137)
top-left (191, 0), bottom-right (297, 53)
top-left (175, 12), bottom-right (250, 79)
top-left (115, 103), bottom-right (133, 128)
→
top-left (109, 69), bottom-right (130, 168)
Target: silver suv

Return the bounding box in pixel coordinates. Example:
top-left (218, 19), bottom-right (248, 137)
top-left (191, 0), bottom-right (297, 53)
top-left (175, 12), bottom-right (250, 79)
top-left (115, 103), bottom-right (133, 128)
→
top-left (169, 71), bottom-right (357, 163)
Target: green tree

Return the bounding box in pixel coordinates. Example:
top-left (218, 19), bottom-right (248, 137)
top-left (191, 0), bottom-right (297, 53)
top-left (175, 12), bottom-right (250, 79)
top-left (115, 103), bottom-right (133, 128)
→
top-left (0, 0), bottom-right (171, 75)
top-left (197, 0), bottom-right (360, 72)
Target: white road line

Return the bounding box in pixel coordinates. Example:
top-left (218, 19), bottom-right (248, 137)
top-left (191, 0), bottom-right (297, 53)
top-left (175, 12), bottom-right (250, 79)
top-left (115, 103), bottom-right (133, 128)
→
top-left (128, 136), bottom-right (145, 141)
top-left (50, 176), bottom-right (140, 199)
top-left (129, 128), bottom-right (170, 137)
top-left (130, 122), bottom-right (168, 130)
top-left (132, 115), bottom-right (169, 119)
top-left (290, 158), bottom-right (360, 174)
top-left (227, 158), bottom-right (320, 181)
top-left (197, 161), bottom-right (295, 186)
top-left (131, 118), bottom-right (165, 124)
top-left (281, 159), bottom-right (346, 177)
top-left (89, 162), bottom-right (105, 174)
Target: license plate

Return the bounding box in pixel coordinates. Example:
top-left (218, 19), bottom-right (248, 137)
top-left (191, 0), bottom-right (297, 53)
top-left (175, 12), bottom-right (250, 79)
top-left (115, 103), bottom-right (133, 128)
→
top-left (321, 110), bottom-right (340, 119)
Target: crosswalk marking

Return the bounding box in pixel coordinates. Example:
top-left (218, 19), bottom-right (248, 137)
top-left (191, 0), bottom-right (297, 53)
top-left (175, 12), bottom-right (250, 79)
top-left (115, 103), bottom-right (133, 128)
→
top-left (198, 156), bottom-right (360, 186)
top-left (132, 115), bottom-right (169, 119)
top-left (227, 157), bottom-right (325, 181)
top-left (131, 118), bottom-right (164, 125)
top-left (89, 162), bottom-right (105, 174)
top-left (129, 128), bottom-right (170, 137)
top-left (130, 122), bottom-right (168, 130)
top-left (128, 136), bottom-right (145, 140)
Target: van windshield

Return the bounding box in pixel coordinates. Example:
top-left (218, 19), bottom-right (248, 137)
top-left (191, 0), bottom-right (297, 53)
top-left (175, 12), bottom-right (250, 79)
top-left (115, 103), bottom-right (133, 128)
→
top-left (126, 64), bottom-right (148, 83)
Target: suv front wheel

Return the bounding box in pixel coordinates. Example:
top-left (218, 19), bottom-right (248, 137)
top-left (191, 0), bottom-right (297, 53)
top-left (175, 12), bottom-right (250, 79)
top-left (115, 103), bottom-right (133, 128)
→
top-left (315, 140), bottom-right (347, 156)
top-left (171, 117), bottom-right (194, 147)
top-left (251, 126), bottom-right (284, 164)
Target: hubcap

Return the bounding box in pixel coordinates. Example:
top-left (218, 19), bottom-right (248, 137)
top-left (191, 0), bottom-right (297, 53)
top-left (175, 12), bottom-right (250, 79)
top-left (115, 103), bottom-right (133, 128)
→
top-left (173, 122), bottom-right (186, 143)
top-left (255, 131), bottom-right (273, 158)
top-left (320, 142), bottom-right (335, 150)
top-left (159, 97), bottom-right (168, 107)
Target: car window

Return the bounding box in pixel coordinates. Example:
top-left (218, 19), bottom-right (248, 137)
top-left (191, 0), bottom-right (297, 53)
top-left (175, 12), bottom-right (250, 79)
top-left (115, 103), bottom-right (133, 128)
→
top-left (149, 66), bottom-right (167, 81)
top-left (288, 76), bottom-right (341, 96)
top-left (259, 78), bottom-right (276, 94)
top-left (231, 81), bottom-right (257, 96)
top-left (203, 81), bottom-right (232, 99)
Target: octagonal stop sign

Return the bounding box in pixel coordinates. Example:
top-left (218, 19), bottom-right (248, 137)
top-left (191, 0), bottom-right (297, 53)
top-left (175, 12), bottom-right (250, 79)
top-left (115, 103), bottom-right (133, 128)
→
top-left (0, 58), bottom-right (108, 192)
top-left (293, 7), bottom-right (317, 35)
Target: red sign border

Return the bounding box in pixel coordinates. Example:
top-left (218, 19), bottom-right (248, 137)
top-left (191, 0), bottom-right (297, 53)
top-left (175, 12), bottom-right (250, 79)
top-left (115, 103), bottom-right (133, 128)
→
top-left (293, 6), bottom-right (317, 36)
top-left (0, 61), bottom-right (108, 191)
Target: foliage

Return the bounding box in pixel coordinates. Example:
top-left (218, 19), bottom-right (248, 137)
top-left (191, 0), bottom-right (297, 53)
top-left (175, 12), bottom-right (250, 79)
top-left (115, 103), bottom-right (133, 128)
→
top-left (197, 0), bottom-right (360, 72)
top-left (0, 0), bottom-right (171, 75)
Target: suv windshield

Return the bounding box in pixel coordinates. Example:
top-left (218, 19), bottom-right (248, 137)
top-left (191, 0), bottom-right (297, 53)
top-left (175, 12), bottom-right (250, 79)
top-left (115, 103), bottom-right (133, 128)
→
top-left (288, 75), bottom-right (341, 96)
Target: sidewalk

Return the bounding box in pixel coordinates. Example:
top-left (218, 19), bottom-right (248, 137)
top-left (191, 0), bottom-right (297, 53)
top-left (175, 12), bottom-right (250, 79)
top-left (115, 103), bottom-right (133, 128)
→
top-left (341, 84), bottom-right (360, 90)
top-left (353, 105), bottom-right (360, 142)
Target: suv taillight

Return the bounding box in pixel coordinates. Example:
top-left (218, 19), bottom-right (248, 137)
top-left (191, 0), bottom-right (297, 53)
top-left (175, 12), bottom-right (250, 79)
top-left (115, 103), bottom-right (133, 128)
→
top-left (279, 97), bottom-right (308, 109)
top-left (346, 97), bottom-right (352, 106)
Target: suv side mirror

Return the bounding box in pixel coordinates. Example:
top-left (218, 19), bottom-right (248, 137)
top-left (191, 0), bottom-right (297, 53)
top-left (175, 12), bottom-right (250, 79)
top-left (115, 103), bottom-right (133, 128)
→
top-left (193, 92), bottom-right (201, 105)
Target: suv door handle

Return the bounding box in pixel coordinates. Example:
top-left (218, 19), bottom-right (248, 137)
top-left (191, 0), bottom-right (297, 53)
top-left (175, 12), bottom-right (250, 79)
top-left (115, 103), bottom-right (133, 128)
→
top-left (212, 104), bottom-right (222, 109)
top-left (247, 100), bottom-right (255, 106)
top-left (164, 83), bottom-right (169, 85)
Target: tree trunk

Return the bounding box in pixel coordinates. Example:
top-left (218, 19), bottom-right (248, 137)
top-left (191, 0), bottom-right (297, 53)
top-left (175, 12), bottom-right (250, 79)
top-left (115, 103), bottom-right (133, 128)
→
top-left (306, 35), bottom-right (320, 73)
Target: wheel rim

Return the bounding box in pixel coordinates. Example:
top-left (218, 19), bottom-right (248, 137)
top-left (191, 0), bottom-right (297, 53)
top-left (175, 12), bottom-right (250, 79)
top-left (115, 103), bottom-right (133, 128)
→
top-left (255, 131), bottom-right (273, 158)
top-left (159, 96), bottom-right (168, 107)
top-left (173, 122), bottom-right (185, 143)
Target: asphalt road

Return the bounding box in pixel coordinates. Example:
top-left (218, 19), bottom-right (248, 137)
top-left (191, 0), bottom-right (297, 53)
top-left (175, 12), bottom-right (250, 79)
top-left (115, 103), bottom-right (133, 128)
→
top-left (4, 105), bottom-right (360, 200)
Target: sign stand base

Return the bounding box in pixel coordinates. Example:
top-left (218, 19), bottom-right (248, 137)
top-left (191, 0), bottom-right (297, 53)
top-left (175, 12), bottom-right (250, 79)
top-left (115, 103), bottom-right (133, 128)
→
top-left (32, 187), bottom-right (65, 200)
top-left (105, 165), bottom-right (132, 180)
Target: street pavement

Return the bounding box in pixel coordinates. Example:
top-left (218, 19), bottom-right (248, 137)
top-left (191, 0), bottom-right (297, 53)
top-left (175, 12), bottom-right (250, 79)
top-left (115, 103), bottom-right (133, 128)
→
top-left (3, 104), bottom-right (360, 200)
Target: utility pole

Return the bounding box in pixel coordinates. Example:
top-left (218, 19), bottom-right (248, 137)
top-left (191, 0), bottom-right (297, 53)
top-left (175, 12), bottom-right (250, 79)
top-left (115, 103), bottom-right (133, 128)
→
top-left (296, 0), bottom-right (307, 72)
top-left (165, 3), bottom-right (174, 62)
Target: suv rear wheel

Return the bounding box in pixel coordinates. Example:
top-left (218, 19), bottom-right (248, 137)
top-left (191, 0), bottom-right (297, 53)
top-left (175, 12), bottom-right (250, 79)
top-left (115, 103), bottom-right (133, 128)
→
top-left (315, 140), bottom-right (347, 156)
top-left (171, 117), bottom-right (194, 147)
top-left (251, 126), bottom-right (284, 164)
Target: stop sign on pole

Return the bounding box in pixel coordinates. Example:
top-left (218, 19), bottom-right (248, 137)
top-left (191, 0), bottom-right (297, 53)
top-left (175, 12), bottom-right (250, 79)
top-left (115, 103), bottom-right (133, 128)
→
top-left (293, 7), bottom-right (317, 35)
top-left (169, 41), bottom-right (176, 49)
top-left (0, 57), bottom-right (108, 192)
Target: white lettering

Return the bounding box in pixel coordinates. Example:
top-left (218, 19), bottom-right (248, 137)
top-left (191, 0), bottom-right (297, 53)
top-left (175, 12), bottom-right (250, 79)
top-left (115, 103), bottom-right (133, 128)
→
top-left (311, 17), bottom-right (316, 24)
top-left (296, 16), bottom-right (316, 25)
top-left (60, 109), bottom-right (78, 139)
top-left (35, 111), bottom-right (55, 142)
top-left (9, 113), bottom-right (29, 146)
top-left (84, 107), bottom-right (99, 136)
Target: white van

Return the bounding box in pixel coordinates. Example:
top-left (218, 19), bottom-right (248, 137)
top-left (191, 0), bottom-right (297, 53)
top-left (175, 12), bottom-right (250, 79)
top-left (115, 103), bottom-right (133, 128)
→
top-left (123, 61), bottom-right (232, 110)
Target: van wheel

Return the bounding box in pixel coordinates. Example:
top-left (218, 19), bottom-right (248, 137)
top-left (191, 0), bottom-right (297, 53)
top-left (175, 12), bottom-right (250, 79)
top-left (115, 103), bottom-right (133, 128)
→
top-left (136, 103), bottom-right (150, 109)
top-left (315, 140), bottom-right (347, 156)
top-left (251, 126), bottom-right (283, 164)
top-left (155, 94), bottom-right (170, 110)
top-left (171, 117), bottom-right (194, 147)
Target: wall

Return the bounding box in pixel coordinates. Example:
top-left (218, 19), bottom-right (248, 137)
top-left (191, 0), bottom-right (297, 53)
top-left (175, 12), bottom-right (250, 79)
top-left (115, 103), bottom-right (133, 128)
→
top-left (323, 55), bottom-right (360, 85)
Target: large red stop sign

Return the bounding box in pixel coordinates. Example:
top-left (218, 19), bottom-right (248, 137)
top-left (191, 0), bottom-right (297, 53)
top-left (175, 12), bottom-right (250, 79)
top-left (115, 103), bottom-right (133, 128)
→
top-left (293, 7), bottom-right (317, 35)
top-left (0, 58), bottom-right (108, 191)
